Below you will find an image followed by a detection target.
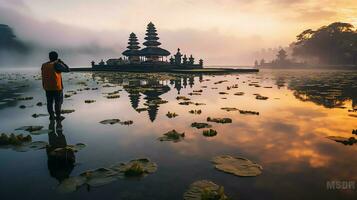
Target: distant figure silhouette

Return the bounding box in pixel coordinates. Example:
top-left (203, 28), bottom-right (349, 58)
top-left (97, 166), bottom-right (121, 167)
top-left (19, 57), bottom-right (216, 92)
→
top-left (41, 51), bottom-right (70, 121)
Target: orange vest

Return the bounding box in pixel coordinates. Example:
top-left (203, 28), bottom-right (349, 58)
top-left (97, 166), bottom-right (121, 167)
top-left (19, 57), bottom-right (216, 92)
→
top-left (41, 62), bottom-right (63, 91)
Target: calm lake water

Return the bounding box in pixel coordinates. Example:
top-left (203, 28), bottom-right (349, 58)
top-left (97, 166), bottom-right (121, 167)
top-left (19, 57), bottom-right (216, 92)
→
top-left (0, 69), bottom-right (356, 200)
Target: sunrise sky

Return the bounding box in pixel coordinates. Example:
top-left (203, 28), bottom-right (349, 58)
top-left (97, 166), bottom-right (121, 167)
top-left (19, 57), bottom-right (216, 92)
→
top-left (0, 0), bottom-right (356, 65)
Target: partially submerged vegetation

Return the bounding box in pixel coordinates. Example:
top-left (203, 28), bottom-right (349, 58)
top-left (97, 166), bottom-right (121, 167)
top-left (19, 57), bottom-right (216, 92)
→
top-left (189, 109), bottom-right (202, 114)
top-left (57, 158), bottom-right (157, 193)
top-left (212, 155), bottom-right (263, 177)
top-left (166, 111), bottom-right (178, 118)
top-left (158, 129), bottom-right (185, 142)
top-left (183, 180), bottom-right (229, 200)
top-left (203, 129), bottom-right (217, 137)
top-left (100, 119), bottom-right (133, 125)
top-left (207, 117), bottom-right (232, 124)
top-left (191, 122), bottom-right (212, 129)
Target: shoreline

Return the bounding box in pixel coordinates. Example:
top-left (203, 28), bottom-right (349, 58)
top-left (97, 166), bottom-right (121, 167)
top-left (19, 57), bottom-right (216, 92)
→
top-left (69, 67), bottom-right (260, 74)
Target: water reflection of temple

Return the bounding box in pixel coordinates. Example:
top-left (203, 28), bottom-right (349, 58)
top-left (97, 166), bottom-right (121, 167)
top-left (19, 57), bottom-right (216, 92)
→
top-left (93, 73), bottom-right (201, 121)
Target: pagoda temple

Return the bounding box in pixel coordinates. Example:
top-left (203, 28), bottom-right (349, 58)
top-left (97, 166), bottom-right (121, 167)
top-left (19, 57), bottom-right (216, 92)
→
top-left (122, 32), bottom-right (141, 64)
top-left (139, 22), bottom-right (170, 62)
top-left (91, 22), bottom-right (204, 70)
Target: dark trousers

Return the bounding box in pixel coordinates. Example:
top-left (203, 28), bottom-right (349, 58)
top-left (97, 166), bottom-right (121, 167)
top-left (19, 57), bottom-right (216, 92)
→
top-left (46, 90), bottom-right (63, 117)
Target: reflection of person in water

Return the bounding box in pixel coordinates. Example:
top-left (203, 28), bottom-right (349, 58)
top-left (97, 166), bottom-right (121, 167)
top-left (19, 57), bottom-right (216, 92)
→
top-left (46, 120), bottom-right (75, 183)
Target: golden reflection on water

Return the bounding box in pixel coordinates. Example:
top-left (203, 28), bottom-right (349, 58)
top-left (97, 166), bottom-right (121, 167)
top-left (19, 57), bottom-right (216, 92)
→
top-left (88, 71), bottom-right (357, 178)
top-left (0, 70), bottom-right (356, 199)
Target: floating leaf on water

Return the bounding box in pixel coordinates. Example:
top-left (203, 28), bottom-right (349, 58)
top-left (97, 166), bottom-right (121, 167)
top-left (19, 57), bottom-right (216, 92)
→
top-left (158, 129), bottom-right (185, 142)
top-left (106, 94), bottom-right (120, 99)
top-left (56, 176), bottom-right (87, 193)
top-left (214, 80), bottom-right (228, 84)
top-left (227, 84), bottom-right (238, 90)
top-left (179, 101), bottom-right (194, 105)
top-left (194, 102), bottom-right (206, 106)
top-left (177, 96), bottom-right (191, 101)
top-left (16, 96), bottom-right (33, 101)
top-left (211, 155), bottom-right (263, 177)
top-left (207, 117), bottom-right (232, 124)
top-left (238, 110), bottom-right (259, 115)
top-left (221, 107), bottom-right (238, 112)
top-left (183, 180), bottom-right (229, 200)
top-left (188, 92), bottom-right (201, 96)
top-left (326, 136), bottom-right (357, 145)
top-left (100, 119), bottom-right (121, 125)
top-left (61, 109), bottom-right (75, 114)
top-left (19, 105), bottom-right (26, 109)
top-left (15, 126), bottom-right (44, 132)
top-left (57, 157), bottom-right (158, 192)
top-left (144, 99), bottom-right (168, 106)
top-left (118, 158), bottom-right (158, 178)
top-left (191, 122), bottom-right (212, 129)
top-left (30, 129), bottom-right (52, 135)
top-left (234, 92), bottom-right (245, 96)
top-left (189, 110), bottom-right (202, 115)
top-left (0, 133), bottom-right (31, 146)
top-left (120, 120), bottom-right (133, 125)
top-left (203, 129), bottom-right (217, 137)
top-left (166, 111), bottom-right (178, 118)
top-left (36, 102), bottom-right (43, 106)
top-left (84, 100), bottom-right (96, 103)
top-left (255, 94), bottom-right (269, 100)
top-left (100, 119), bottom-right (133, 125)
top-left (31, 113), bottom-right (49, 118)
top-left (219, 92), bottom-right (228, 95)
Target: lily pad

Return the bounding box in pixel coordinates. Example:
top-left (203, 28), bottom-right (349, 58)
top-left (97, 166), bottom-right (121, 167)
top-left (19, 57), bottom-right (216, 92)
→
top-left (203, 129), bottom-right (217, 137)
top-left (189, 110), bottom-right (202, 115)
top-left (106, 94), bottom-right (120, 99)
top-left (32, 113), bottom-right (49, 118)
top-left (84, 100), bottom-right (96, 103)
top-left (100, 119), bottom-right (120, 125)
top-left (238, 110), bottom-right (259, 115)
top-left (183, 180), bottom-right (229, 200)
top-left (57, 158), bottom-right (158, 193)
top-left (191, 122), bottom-right (212, 129)
top-left (211, 155), bottom-right (263, 177)
top-left (16, 96), bottom-right (33, 101)
top-left (61, 109), bottom-right (75, 114)
top-left (221, 107), bottom-right (238, 112)
top-left (0, 133), bottom-right (32, 145)
top-left (15, 126), bottom-right (44, 132)
top-left (177, 96), bottom-right (191, 101)
top-left (56, 176), bottom-right (87, 193)
top-left (207, 117), bottom-right (232, 124)
top-left (166, 111), bottom-right (178, 118)
top-left (158, 130), bottom-right (185, 142)
top-left (255, 94), bottom-right (269, 100)
top-left (100, 119), bottom-right (133, 125)
top-left (234, 92), bottom-right (245, 96)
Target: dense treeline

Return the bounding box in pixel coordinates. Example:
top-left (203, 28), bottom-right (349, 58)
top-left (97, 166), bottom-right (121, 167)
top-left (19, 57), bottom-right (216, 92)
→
top-left (292, 22), bottom-right (357, 65)
top-left (0, 24), bottom-right (29, 54)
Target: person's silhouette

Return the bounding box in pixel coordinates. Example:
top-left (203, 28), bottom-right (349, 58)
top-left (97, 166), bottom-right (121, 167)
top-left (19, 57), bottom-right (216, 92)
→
top-left (46, 120), bottom-right (75, 183)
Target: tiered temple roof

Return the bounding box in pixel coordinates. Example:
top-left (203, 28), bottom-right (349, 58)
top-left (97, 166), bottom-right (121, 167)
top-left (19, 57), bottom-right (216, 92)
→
top-left (122, 33), bottom-right (141, 56)
top-left (139, 22), bottom-right (170, 57)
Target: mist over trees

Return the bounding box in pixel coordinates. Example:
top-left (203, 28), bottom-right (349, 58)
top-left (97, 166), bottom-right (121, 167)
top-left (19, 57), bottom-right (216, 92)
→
top-left (292, 22), bottom-right (357, 65)
top-left (0, 24), bottom-right (30, 54)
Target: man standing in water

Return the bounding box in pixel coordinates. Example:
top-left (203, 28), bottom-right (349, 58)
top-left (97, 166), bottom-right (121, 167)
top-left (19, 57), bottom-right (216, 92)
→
top-left (41, 51), bottom-right (70, 121)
